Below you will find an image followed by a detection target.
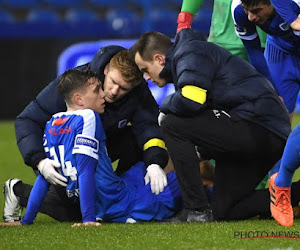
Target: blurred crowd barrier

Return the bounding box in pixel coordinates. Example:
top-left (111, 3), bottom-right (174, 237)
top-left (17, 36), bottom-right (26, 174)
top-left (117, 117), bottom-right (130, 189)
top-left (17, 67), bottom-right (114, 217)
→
top-left (1, 0), bottom-right (213, 119)
top-left (0, 0), bottom-right (213, 38)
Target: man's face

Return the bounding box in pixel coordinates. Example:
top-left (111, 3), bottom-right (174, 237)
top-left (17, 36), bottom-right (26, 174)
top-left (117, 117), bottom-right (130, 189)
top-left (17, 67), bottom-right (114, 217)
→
top-left (242, 2), bottom-right (275, 25)
top-left (81, 77), bottom-right (106, 114)
top-left (134, 52), bottom-right (167, 88)
top-left (103, 65), bottom-right (134, 103)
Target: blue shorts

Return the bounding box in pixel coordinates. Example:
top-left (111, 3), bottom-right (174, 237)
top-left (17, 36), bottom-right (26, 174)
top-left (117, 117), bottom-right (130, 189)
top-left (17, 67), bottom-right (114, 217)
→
top-left (94, 161), bottom-right (182, 223)
top-left (264, 40), bottom-right (300, 113)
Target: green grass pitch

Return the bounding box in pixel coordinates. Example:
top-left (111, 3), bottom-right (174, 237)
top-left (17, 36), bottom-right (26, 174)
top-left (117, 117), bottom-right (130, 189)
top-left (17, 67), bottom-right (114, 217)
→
top-left (1, 117), bottom-right (300, 249)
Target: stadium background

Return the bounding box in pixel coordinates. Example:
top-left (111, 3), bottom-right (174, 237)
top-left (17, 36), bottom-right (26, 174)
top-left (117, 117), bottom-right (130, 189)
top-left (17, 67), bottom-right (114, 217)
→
top-left (1, 0), bottom-right (299, 119)
top-left (1, 2), bottom-right (300, 247)
top-left (0, 0), bottom-right (211, 119)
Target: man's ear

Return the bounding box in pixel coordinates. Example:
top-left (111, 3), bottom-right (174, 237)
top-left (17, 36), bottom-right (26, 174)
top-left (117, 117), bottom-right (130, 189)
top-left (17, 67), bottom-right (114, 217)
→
top-left (72, 92), bottom-right (84, 106)
top-left (104, 63), bottom-right (110, 75)
top-left (154, 54), bottom-right (165, 66)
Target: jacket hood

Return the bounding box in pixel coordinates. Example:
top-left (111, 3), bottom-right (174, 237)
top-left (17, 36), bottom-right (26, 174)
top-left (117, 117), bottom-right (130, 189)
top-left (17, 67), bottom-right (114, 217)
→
top-left (89, 45), bottom-right (125, 82)
top-left (174, 28), bottom-right (207, 46)
top-left (159, 29), bottom-right (207, 83)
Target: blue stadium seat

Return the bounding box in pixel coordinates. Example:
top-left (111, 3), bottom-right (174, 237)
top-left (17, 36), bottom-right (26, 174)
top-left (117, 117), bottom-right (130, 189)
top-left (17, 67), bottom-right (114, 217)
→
top-left (0, 10), bottom-right (16, 23)
top-left (3, 0), bottom-right (41, 9)
top-left (105, 9), bottom-right (140, 37)
top-left (88, 0), bottom-right (125, 8)
top-left (129, 0), bottom-right (168, 9)
top-left (167, 0), bottom-right (182, 6)
top-left (44, 0), bottom-right (83, 9)
top-left (193, 8), bottom-right (212, 35)
top-left (149, 8), bottom-right (177, 36)
top-left (65, 9), bottom-right (98, 23)
top-left (26, 9), bottom-right (61, 23)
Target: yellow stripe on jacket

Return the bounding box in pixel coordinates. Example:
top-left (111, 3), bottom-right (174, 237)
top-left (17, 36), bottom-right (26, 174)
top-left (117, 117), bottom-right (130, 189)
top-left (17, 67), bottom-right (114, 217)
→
top-left (182, 85), bottom-right (207, 104)
top-left (143, 138), bottom-right (167, 151)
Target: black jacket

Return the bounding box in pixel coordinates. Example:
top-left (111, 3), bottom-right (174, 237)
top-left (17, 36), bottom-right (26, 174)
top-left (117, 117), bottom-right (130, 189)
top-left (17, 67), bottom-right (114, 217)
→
top-left (160, 29), bottom-right (291, 139)
top-left (15, 45), bottom-right (168, 169)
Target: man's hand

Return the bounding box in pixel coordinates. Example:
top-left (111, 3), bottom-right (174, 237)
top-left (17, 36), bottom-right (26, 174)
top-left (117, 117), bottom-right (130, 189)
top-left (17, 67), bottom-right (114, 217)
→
top-left (177, 11), bottom-right (193, 33)
top-left (37, 158), bottom-right (68, 187)
top-left (291, 14), bottom-right (300, 31)
top-left (158, 112), bottom-right (166, 126)
top-left (144, 164), bottom-right (167, 195)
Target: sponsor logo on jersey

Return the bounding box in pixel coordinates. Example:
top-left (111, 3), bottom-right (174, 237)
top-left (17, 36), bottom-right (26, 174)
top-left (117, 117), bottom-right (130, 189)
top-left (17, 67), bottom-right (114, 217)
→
top-left (48, 126), bottom-right (72, 135)
top-left (52, 117), bottom-right (69, 126)
top-left (118, 119), bottom-right (128, 128)
top-left (75, 135), bottom-right (99, 151)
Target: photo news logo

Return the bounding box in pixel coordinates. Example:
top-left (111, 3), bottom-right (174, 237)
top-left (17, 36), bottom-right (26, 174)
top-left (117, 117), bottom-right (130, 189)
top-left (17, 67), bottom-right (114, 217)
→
top-left (234, 230), bottom-right (300, 239)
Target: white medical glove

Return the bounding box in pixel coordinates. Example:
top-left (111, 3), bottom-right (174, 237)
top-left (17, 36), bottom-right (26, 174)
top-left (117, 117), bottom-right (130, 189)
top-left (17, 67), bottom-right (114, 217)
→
top-left (158, 112), bottom-right (166, 126)
top-left (144, 164), bottom-right (167, 195)
top-left (37, 158), bottom-right (68, 187)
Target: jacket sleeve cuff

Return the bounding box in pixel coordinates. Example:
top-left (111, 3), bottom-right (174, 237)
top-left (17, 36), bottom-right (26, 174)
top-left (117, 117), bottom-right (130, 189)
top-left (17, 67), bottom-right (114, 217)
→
top-left (30, 152), bottom-right (47, 170)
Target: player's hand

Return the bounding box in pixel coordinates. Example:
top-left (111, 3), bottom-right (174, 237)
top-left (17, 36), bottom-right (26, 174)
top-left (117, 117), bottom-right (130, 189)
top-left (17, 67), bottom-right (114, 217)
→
top-left (158, 112), bottom-right (166, 126)
top-left (72, 221), bottom-right (101, 227)
top-left (37, 158), bottom-right (68, 187)
top-left (177, 11), bottom-right (193, 33)
top-left (144, 164), bottom-right (167, 195)
top-left (291, 14), bottom-right (300, 31)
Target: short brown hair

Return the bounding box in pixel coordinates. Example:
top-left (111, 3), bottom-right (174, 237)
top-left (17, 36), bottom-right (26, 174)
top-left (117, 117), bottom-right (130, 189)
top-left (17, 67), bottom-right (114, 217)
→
top-left (241, 0), bottom-right (270, 9)
top-left (129, 31), bottom-right (172, 61)
top-left (57, 69), bottom-right (100, 105)
top-left (109, 50), bottom-right (143, 87)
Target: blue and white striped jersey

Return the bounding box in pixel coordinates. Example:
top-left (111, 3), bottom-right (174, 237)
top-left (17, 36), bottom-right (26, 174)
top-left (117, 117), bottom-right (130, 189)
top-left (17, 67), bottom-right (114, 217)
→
top-left (21, 109), bottom-right (108, 224)
top-left (44, 109), bottom-right (106, 202)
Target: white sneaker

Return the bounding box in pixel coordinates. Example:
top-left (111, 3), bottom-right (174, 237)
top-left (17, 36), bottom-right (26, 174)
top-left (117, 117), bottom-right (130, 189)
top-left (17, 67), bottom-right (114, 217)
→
top-left (3, 178), bottom-right (23, 222)
top-left (125, 218), bottom-right (137, 224)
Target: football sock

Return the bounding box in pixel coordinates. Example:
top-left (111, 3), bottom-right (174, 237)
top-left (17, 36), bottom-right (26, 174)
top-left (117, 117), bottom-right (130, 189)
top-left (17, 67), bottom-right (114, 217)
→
top-left (275, 124), bottom-right (300, 187)
top-left (181, 0), bottom-right (204, 15)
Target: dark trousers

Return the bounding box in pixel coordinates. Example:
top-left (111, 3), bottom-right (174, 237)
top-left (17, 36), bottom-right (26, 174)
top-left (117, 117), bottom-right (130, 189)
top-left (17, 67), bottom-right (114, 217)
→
top-left (161, 109), bottom-right (286, 220)
top-left (106, 126), bottom-right (143, 176)
top-left (16, 126), bottom-right (142, 222)
top-left (17, 183), bottom-right (82, 222)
